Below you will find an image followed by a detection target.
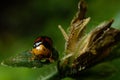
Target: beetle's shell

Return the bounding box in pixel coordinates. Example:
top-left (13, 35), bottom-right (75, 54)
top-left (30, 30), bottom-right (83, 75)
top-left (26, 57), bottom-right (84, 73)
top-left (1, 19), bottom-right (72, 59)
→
top-left (31, 36), bottom-right (55, 62)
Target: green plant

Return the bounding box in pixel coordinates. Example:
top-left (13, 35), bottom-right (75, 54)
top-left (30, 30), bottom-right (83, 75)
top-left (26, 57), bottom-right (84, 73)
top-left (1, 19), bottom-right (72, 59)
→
top-left (1, 0), bottom-right (120, 80)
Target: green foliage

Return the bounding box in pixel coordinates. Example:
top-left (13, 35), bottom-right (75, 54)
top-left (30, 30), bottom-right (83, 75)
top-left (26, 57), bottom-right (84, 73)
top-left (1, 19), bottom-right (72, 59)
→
top-left (1, 0), bottom-right (120, 80)
top-left (2, 51), bottom-right (43, 68)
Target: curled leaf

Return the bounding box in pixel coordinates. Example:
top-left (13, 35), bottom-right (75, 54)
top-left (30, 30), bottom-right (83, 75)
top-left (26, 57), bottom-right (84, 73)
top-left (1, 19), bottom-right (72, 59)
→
top-left (58, 0), bottom-right (120, 76)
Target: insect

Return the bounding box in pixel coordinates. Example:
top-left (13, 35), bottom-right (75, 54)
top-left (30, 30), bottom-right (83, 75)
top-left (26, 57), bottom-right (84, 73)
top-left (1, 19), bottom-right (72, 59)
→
top-left (31, 36), bottom-right (58, 62)
top-left (2, 0), bottom-right (120, 79)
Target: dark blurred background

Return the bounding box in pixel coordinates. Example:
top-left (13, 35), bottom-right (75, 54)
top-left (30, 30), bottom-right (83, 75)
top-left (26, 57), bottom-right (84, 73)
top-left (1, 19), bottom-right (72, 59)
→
top-left (0, 0), bottom-right (79, 60)
top-left (0, 0), bottom-right (120, 80)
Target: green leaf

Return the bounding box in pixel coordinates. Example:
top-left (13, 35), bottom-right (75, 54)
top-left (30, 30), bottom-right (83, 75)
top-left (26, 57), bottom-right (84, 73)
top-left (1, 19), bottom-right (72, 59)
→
top-left (1, 50), bottom-right (51, 68)
top-left (73, 62), bottom-right (118, 80)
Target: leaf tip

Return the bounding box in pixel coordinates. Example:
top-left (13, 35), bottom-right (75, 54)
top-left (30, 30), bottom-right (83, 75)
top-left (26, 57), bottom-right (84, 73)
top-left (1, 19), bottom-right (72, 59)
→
top-left (1, 61), bottom-right (7, 67)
